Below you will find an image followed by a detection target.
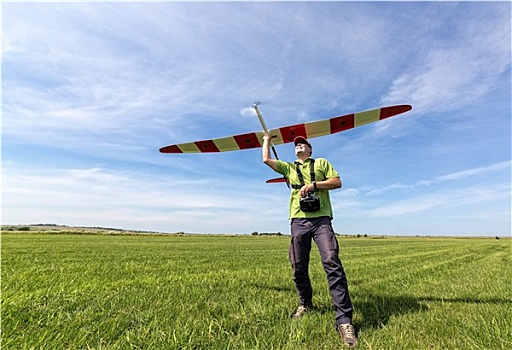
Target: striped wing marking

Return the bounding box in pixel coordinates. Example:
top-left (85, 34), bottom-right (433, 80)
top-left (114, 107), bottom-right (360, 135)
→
top-left (159, 104), bottom-right (412, 153)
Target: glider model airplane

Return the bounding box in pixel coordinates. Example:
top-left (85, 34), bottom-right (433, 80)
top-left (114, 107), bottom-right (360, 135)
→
top-left (160, 103), bottom-right (412, 185)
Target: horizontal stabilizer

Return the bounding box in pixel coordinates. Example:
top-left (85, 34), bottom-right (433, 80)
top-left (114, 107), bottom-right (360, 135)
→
top-left (266, 177), bottom-right (288, 184)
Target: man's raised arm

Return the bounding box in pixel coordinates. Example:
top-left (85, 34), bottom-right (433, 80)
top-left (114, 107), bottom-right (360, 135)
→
top-left (262, 134), bottom-right (279, 172)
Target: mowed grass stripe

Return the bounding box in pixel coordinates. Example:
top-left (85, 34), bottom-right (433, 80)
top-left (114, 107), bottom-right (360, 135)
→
top-left (2, 234), bottom-right (511, 350)
top-left (342, 239), bottom-right (512, 349)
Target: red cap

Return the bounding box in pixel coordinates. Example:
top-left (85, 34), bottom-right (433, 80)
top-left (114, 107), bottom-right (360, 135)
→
top-left (293, 136), bottom-right (312, 148)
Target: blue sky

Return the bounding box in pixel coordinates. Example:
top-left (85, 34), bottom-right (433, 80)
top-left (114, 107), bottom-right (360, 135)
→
top-left (3, 1), bottom-right (510, 236)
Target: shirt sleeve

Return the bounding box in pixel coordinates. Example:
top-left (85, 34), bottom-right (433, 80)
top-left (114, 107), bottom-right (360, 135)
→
top-left (275, 160), bottom-right (292, 177)
top-left (318, 158), bottom-right (339, 179)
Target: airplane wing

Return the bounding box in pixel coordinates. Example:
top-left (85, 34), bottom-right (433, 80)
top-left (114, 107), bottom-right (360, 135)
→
top-left (159, 104), bottom-right (412, 154)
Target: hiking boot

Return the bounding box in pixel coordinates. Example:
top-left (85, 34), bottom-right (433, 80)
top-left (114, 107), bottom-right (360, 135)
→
top-left (291, 305), bottom-right (312, 319)
top-left (338, 323), bottom-right (357, 348)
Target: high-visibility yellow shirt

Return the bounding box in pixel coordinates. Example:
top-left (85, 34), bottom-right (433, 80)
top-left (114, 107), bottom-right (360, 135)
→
top-left (275, 157), bottom-right (340, 219)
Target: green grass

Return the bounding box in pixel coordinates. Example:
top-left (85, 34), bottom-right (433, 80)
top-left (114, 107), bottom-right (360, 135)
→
top-left (2, 233), bottom-right (511, 349)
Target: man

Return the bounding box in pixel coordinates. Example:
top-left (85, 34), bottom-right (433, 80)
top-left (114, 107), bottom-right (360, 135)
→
top-left (262, 134), bottom-right (357, 348)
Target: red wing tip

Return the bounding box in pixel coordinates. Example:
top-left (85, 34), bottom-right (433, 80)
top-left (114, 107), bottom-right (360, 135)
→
top-left (380, 104), bottom-right (413, 120)
top-left (159, 145), bottom-right (183, 153)
top-left (386, 104), bottom-right (412, 112)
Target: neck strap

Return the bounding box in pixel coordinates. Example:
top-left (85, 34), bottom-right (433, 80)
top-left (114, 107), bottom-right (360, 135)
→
top-left (293, 159), bottom-right (315, 189)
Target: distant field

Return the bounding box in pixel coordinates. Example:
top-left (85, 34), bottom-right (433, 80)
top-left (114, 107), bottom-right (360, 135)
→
top-left (2, 233), bottom-right (511, 349)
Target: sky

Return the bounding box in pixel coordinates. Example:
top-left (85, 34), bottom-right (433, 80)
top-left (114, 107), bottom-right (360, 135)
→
top-left (2, 1), bottom-right (511, 236)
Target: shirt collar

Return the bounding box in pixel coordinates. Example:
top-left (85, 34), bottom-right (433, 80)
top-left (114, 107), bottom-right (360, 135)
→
top-left (294, 157), bottom-right (313, 165)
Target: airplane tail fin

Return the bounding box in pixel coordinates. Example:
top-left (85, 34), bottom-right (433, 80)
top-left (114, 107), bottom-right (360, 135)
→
top-left (266, 177), bottom-right (288, 184)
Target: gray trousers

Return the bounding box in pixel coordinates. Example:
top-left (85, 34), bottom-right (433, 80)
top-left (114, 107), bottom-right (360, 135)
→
top-left (289, 217), bottom-right (353, 326)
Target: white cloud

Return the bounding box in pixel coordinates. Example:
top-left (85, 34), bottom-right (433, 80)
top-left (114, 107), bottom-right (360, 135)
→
top-left (435, 161), bottom-right (510, 182)
top-left (366, 183), bottom-right (511, 218)
top-left (381, 4), bottom-right (510, 113)
top-left (361, 161), bottom-right (511, 196)
top-left (2, 165), bottom-right (288, 233)
top-left (330, 160), bottom-right (511, 234)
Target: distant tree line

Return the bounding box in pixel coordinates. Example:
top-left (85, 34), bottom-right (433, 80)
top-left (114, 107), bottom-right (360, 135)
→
top-left (4, 226), bottom-right (31, 231)
top-left (251, 231), bottom-right (283, 236)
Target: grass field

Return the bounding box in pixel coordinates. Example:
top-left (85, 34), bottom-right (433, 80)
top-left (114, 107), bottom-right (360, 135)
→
top-left (2, 232), bottom-right (511, 349)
